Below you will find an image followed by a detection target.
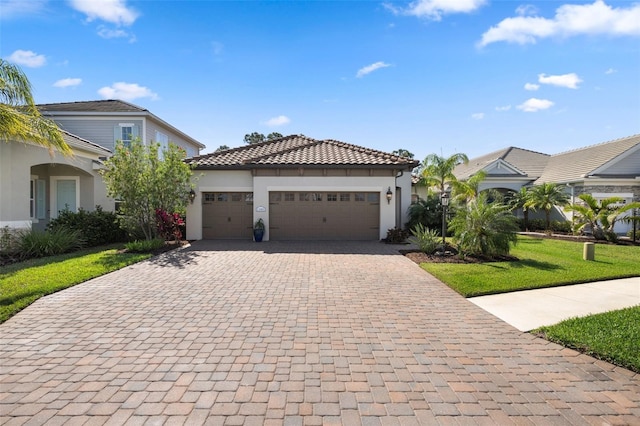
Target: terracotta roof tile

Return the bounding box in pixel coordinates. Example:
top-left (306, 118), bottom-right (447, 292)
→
top-left (188, 135), bottom-right (419, 169)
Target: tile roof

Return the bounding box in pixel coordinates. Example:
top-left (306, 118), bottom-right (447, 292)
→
top-left (38, 99), bottom-right (147, 113)
top-left (454, 147), bottom-right (549, 180)
top-left (535, 134), bottom-right (640, 184)
top-left (188, 135), bottom-right (420, 169)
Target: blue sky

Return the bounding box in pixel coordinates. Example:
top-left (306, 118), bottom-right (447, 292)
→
top-left (1, 0), bottom-right (639, 159)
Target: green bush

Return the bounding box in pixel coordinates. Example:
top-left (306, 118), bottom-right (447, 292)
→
top-left (17, 228), bottom-right (84, 259)
top-left (406, 195), bottom-right (443, 233)
top-left (125, 238), bottom-right (166, 253)
top-left (385, 227), bottom-right (409, 243)
top-left (48, 206), bottom-right (126, 247)
top-left (517, 218), bottom-right (571, 233)
top-left (409, 223), bottom-right (440, 254)
top-left (450, 195), bottom-right (518, 258)
top-left (0, 226), bottom-right (20, 255)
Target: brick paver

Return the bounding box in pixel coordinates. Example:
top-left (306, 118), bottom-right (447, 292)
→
top-left (1, 240), bottom-right (639, 425)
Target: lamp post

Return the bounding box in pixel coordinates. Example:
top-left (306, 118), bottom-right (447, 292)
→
top-left (441, 190), bottom-right (449, 249)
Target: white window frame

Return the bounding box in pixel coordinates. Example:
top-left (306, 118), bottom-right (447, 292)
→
top-left (50, 176), bottom-right (80, 219)
top-left (30, 176), bottom-right (47, 221)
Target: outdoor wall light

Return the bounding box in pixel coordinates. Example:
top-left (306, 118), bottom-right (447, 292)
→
top-left (189, 189), bottom-right (196, 204)
top-left (386, 187), bottom-right (393, 204)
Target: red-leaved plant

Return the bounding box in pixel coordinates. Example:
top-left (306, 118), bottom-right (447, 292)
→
top-left (155, 209), bottom-right (184, 241)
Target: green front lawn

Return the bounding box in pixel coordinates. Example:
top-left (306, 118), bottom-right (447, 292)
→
top-left (421, 236), bottom-right (640, 297)
top-left (0, 245), bottom-right (151, 323)
top-left (534, 306), bottom-right (640, 373)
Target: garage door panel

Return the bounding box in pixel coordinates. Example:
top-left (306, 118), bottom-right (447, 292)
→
top-left (269, 191), bottom-right (379, 240)
top-left (202, 192), bottom-right (253, 239)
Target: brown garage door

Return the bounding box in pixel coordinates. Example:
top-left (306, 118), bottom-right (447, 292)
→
top-left (269, 191), bottom-right (379, 240)
top-left (202, 192), bottom-right (253, 239)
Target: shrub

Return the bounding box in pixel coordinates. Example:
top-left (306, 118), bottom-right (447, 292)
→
top-left (156, 209), bottom-right (184, 241)
top-left (48, 206), bottom-right (126, 247)
top-left (17, 228), bottom-right (84, 259)
top-left (125, 238), bottom-right (166, 253)
top-left (406, 195), bottom-right (442, 232)
top-left (385, 227), bottom-right (409, 243)
top-left (409, 224), bottom-right (440, 254)
top-left (449, 195), bottom-right (518, 258)
top-left (0, 226), bottom-right (20, 255)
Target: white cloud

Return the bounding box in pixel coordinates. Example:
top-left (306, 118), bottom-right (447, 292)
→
top-left (53, 78), bottom-right (82, 88)
top-left (0, 0), bottom-right (47, 19)
top-left (97, 26), bottom-right (135, 41)
top-left (478, 0), bottom-right (640, 47)
top-left (495, 105), bottom-right (512, 112)
top-left (538, 73), bottom-right (582, 89)
top-left (471, 113), bottom-right (485, 120)
top-left (356, 62), bottom-right (391, 78)
top-left (7, 50), bottom-right (46, 67)
top-left (97, 82), bottom-right (158, 101)
top-left (605, 68), bottom-right (617, 74)
top-left (524, 83), bottom-right (540, 91)
top-left (387, 0), bottom-right (487, 21)
top-left (517, 98), bottom-right (554, 112)
top-left (264, 115), bottom-right (291, 127)
top-left (516, 5), bottom-right (538, 17)
top-left (69, 0), bottom-right (139, 26)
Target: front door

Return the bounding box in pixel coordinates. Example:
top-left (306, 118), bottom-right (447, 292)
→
top-left (56, 179), bottom-right (77, 215)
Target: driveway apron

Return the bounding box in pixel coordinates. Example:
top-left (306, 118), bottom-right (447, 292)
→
top-left (1, 240), bottom-right (639, 425)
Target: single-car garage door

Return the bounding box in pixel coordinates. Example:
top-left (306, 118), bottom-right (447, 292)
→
top-left (269, 191), bottom-right (379, 240)
top-left (202, 192), bottom-right (253, 239)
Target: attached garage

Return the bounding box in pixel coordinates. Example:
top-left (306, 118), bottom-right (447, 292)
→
top-left (269, 191), bottom-right (379, 240)
top-left (202, 192), bottom-right (253, 239)
top-left (186, 135), bottom-right (418, 242)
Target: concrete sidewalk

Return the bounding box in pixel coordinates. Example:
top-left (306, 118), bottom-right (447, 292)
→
top-left (469, 277), bottom-right (640, 331)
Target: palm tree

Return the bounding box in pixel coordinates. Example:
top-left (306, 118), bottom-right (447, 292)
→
top-left (419, 152), bottom-right (469, 193)
top-left (0, 59), bottom-right (69, 154)
top-left (507, 186), bottom-right (533, 231)
top-left (450, 170), bottom-right (487, 204)
top-left (527, 182), bottom-right (570, 232)
top-left (566, 194), bottom-right (640, 241)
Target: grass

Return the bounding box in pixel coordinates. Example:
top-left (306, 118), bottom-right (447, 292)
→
top-left (0, 245), bottom-right (151, 323)
top-left (421, 236), bottom-right (640, 297)
top-left (534, 306), bottom-right (640, 373)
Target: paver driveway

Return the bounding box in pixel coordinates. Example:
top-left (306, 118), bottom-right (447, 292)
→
top-left (1, 241), bottom-right (639, 425)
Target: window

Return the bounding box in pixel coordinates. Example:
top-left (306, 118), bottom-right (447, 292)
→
top-left (30, 178), bottom-right (46, 220)
top-left (231, 193), bottom-right (242, 202)
top-left (114, 123), bottom-right (139, 148)
top-left (29, 179), bottom-right (35, 218)
top-left (367, 193), bottom-right (380, 203)
top-left (216, 193), bottom-right (228, 202)
top-left (270, 193), bottom-right (281, 202)
top-left (204, 193), bottom-right (215, 202)
top-left (284, 193), bottom-right (295, 201)
top-left (355, 193), bottom-right (365, 202)
top-left (300, 193), bottom-right (322, 201)
top-left (155, 131), bottom-right (169, 159)
top-left (340, 193), bottom-right (351, 202)
top-left (327, 193), bottom-right (337, 202)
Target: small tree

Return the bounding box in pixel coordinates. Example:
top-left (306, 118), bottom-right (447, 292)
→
top-left (406, 193), bottom-right (442, 232)
top-left (507, 187), bottom-right (533, 231)
top-left (392, 148), bottom-right (414, 158)
top-left (101, 139), bottom-right (193, 240)
top-left (449, 194), bottom-right (518, 258)
top-left (527, 182), bottom-right (569, 232)
top-left (419, 152), bottom-right (469, 194)
top-left (243, 132), bottom-right (283, 144)
top-left (566, 194), bottom-right (640, 241)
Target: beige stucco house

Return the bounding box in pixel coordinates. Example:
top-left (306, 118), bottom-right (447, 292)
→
top-left (1, 100), bottom-right (204, 232)
top-left (186, 135), bottom-right (419, 241)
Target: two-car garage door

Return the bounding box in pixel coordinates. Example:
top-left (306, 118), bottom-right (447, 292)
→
top-left (269, 191), bottom-right (379, 240)
top-left (202, 191), bottom-right (380, 240)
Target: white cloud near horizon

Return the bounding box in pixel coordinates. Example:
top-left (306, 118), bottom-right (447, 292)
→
top-left (524, 83), bottom-right (540, 91)
top-left (69, 0), bottom-right (139, 26)
top-left (356, 62), bottom-right (391, 78)
top-left (7, 50), bottom-right (46, 67)
top-left (386, 0), bottom-right (487, 21)
top-left (98, 82), bottom-right (158, 101)
top-left (495, 105), bottom-right (512, 112)
top-left (264, 115), bottom-right (291, 127)
top-left (605, 68), bottom-right (617, 74)
top-left (479, 0), bottom-right (640, 47)
top-left (471, 113), bottom-right (485, 120)
top-left (53, 78), bottom-right (82, 88)
top-left (538, 73), bottom-right (582, 89)
top-left (517, 98), bottom-right (554, 112)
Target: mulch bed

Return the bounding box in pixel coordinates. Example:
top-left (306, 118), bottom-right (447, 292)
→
top-left (400, 245), bottom-right (518, 264)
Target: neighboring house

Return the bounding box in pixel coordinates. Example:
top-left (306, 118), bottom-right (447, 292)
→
top-left (0, 131), bottom-right (112, 232)
top-left (441, 134), bottom-right (640, 234)
top-left (1, 100), bottom-right (204, 233)
top-left (186, 135), bottom-right (419, 241)
top-left (38, 100), bottom-right (205, 158)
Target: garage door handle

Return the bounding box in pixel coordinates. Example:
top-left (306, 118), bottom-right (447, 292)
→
top-left (323, 217), bottom-right (326, 223)
top-left (228, 217), bottom-right (231, 222)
